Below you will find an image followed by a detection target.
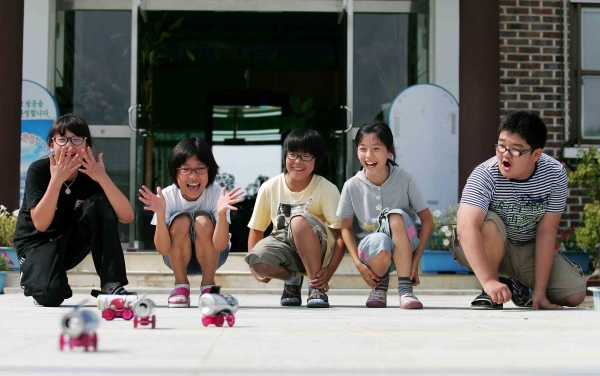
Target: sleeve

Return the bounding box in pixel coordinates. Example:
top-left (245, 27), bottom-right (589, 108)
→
top-left (407, 174), bottom-right (429, 213)
top-left (24, 160), bottom-right (50, 210)
top-left (247, 183), bottom-right (273, 231)
top-left (546, 165), bottom-right (568, 213)
top-left (460, 164), bottom-right (495, 212)
top-left (336, 182), bottom-right (355, 219)
top-left (321, 183), bottom-right (342, 229)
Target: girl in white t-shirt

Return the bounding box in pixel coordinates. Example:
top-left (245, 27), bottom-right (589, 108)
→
top-left (139, 138), bottom-right (244, 307)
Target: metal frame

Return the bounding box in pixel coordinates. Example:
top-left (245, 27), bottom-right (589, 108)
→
top-left (571, 2), bottom-right (600, 144)
top-left (58, 0), bottom-right (428, 13)
top-left (128, 0), bottom-right (139, 247)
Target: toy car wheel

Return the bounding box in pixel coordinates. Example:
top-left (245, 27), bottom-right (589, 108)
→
top-left (59, 334), bottom-right (65, 351)
top-left (151, 316), bottom-right (156, 329)
top-left (103, 309), bottom-right (115, 321)
top-left (227, 314), bottom-right (235, 327)
top-left (134, 316), bottom-right (138, 328)
top-left (215, 315), bottom-right (224, 327)
top-left (91, 333), bottom-right (98, 351)
top-left (122, 309), bottom-right (134, 321)
top-left (202, 316), bottom-right (209, 327)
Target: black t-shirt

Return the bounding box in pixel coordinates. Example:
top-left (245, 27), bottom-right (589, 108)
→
top-left (13, 158), bottom-right (103, 257)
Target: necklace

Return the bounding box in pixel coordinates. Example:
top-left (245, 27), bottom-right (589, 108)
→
top-left (63, 172), bottom-right (78, 195)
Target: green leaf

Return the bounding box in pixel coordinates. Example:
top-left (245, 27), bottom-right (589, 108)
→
top-left (301, 98), bottom-right (314, 113)
top-left (168, 17), bottom-right (185, 31)
top-left (183, 46), bottom-right (195, 62)
top-left (148, 51), bottom-right (154, 65)
top-left (305, 110), bottom-right (317, 119)
top-left (290, 95), bottom-right (302, 114)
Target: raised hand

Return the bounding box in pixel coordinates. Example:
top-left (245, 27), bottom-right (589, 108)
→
top-left (216, 187), bottom-right (245, 217)
top-left (138, 186), bottom-right (167, 217)
top-left (77, 147), bottom-right (109, 184)
top-left (49, 146), bottom-right (81, 184)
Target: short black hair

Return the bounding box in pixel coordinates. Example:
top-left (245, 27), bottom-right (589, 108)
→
top-left (283, 128), bottom-right (326, 171)
top-left (498, 111), bottom-right (547, 150)
top-left (168, 138), bottom-right (219, 187)
top-left (46, 114), bottom-right (93, 149)
top-left (355, 120), bottom-right (398, 167)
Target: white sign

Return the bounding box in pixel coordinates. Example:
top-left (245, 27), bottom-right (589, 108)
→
top-left (388, 84), bottom-right (459, 213)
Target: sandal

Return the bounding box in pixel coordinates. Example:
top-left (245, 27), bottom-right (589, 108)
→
top-left (471, 291), bottom-right (503, 310)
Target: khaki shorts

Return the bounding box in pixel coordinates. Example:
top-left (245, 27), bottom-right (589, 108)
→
top-left (449, 211), bottom-right (586, 301)
top-left (245, 212), bottom-right (336, 274)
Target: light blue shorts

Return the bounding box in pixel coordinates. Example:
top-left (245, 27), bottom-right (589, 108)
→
top-left (357, 209), bottom-right (420, 273)
top-left (163, 209), bottom-right (229, 275)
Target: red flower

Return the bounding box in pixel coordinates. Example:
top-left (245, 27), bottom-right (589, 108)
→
top-left (561, 231), bottom-right (569, 240)
top-left (555, 245), bottom-right (560, 252)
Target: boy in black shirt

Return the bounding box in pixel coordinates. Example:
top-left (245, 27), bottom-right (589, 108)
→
top-left (13, 114), bottom-right (134, 306)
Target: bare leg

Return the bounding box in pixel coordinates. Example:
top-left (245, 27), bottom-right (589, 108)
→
top-left (251, 263), bottom-right (291, 281)
top-left (480, 219), bottom-right (505, 280)
top-left (193, 215), bottom-right (219, 286)
top-left (553, 291), bottom-right (586, 307)
top-left (168, 216), bottom-right (193, 285)
top-left (290, 216), bottom-right (321, 280)
top-left (388, 214), bottom-right (413, 278)
top-left (367, 251), bottom-right (392, 277)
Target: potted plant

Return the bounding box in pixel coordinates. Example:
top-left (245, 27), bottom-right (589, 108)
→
top-left (0, 250), bottom-right (11, 293)
top-left (567, 146), bottom-right (600, 280)
top-left (421, 205), bottom-right (469, 274)
top-left (0, 205), bottom-right (18, 272)
top-left (556, 227), bottom-right (591, 274)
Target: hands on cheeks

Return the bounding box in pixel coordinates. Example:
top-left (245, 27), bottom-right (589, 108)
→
top-left (76, 147), bottom-right (110, 184)
top-left (49, 146), bottom-right (81, 183)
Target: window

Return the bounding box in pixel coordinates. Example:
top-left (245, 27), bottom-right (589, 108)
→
top-left (573, 3), bottom-right (600, 142)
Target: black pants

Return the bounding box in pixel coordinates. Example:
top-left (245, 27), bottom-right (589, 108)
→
top-left (20, 193), bottom-right (129, 307)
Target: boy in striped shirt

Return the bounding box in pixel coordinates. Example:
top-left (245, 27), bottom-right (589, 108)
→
top-left (450, 111), bottom-right (586, 310)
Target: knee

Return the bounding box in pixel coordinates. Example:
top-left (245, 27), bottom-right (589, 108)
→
top-left (33, 287), bottom-right (66, 307)
top-left (290, 216), bottom-right (310, 235)
top-left (388, 213), bottom-right (406, 234)
top-left (560, 291), bottom-right (587, 307)
top-left (250, 262), bottom-right (272, 276)
top-left (481, 220), bottom-right (502, 242)
top-left (369, 252), bottom-right (392, 276)
top-left (193, 215), bottom-right (214, 240)
top-left (169, 216), bottom-right (191, 243)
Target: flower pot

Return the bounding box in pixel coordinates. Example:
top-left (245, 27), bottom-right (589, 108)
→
top-left (0, 271), bottom-right (6, 294)
top-left (0, 247), bottom-right (19, 271)
top-left (561, 251), bottom-right (590, 274)
top-left (421, 250), bottom-right (470, 274)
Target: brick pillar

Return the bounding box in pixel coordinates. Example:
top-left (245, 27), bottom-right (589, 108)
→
top-left (0, 2), bottom-right (24, 211)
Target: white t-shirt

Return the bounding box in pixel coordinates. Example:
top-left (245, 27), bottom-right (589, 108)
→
top-left (150, 183), bottom-right (231, 225)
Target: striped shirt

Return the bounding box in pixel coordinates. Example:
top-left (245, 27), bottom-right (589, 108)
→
top-left (460, 154), bottom-right (568, 245)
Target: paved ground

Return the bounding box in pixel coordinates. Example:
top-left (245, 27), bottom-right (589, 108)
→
top-left (0, 292), bottom-right (598, 376)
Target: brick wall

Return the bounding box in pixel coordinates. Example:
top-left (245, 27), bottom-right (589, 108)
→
top-left (499, 0), bottom-right (582, 229)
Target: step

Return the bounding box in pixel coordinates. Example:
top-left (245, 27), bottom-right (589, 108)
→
top-left (3, 252), bottom-right (481, 293)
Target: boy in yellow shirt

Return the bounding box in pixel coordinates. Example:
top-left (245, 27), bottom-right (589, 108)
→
top-left (245, 128), bottom-right (344, 308)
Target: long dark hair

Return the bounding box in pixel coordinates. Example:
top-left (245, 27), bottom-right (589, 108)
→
top-left (354, 120), bottom-right (398, 167)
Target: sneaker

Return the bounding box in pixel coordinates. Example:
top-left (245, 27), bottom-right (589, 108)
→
top-left (168, 286), bottom-right (191, 308)
top-left (400, 293), bottom-right (423, 309)
top-left (280, 276), bottom-right (303, 306)
top-left (307, 287), bottom-right (330, 308)
top-left (500, 277), bottom-right (533, 308)
top-left (105, 285), bottom-right (131, 295)
top-left (366, 288), bottom-right (387, 308)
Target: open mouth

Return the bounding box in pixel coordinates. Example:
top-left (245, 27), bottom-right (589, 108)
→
top-left (187, 183), bottom-right (200, 192)
top-left (365, 161), bottom-right (378, 168)
top-left (291, 167), bottom-right (305, 172)
top-left (502, 160), bottom-right (511, 170)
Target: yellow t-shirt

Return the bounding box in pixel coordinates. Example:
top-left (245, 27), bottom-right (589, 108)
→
top-left (248, 173), bottom-right (342, 267)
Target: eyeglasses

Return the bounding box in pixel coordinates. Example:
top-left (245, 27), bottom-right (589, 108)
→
top-left (177, 167), bottom-right (208, 175)
top-left (286, 152), bottom-right (315, 162)
top-left (494, 144), bottom-right (534, 157)
top-left (52, 136), bottom-right (86, 146)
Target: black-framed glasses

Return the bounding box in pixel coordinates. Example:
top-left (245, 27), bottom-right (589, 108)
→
top-left (52, 136), bottom-right (86, 146)
top-left (177, 167), bottom-right (208, 175)
top-left (286, 152), bottom-right (315, 162)
top-left (494, 144), bottom-right (534, 157)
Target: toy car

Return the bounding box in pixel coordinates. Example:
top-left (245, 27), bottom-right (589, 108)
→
top-left (133, 298), bottom-right (156, 328)
top-left (97, 295), bottom-right (138, 321)
top-left (198, 286), bottom-right (238, 327)
top-left (59, 308), bottom-right (99, 352)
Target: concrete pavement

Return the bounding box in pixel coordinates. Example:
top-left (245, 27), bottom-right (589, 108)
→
top-left (0, 292), bottom-right (598, 375)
